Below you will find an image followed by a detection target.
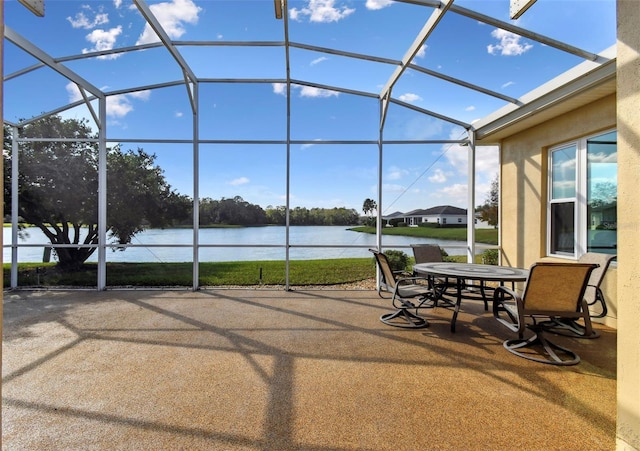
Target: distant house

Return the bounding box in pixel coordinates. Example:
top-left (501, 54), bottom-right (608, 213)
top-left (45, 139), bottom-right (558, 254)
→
top-left (402, 205), bottom-right (468, 227)
top-left (381, 211), bottom-right (404, 226)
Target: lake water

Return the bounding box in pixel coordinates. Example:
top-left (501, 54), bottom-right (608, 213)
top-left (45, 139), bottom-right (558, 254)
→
top-left (3, 226), bottom-right (470, 263)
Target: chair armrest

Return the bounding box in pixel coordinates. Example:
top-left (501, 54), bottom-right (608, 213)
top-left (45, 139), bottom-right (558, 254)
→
top-left (493, 285), bottom-right (525, 334)
top-left (493, 285), bottom-right (519, 301)
top-left (396, 276), bottom-right (431, 285)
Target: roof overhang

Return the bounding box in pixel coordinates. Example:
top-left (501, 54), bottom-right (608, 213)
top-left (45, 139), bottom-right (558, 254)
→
top-left (473, 45), bottom-right (617, 145)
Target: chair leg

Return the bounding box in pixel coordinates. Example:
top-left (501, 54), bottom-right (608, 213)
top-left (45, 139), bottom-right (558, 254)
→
top-left (504, 331), bottom-right (580, 366)
top-left (539, 318), bottom-right (600, 339)
top-left (587, 288), bottom-right (608, 319)
top-left (418, 278), bottom-right (456, 309)
top-left (380, 308), bottom-right (429, 329)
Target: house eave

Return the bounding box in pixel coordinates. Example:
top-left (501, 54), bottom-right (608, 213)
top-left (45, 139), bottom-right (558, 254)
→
top-left (474, 46), bottom-right (617, 145)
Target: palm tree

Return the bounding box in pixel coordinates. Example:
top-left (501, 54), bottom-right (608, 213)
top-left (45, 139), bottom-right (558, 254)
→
top-left (362, 198), bottom-right (377, 225)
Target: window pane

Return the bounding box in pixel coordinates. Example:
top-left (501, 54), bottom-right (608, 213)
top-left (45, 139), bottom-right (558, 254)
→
top-left (587, 131), bottom-right (617, 254)
top-left (551, 202), bottom-right (575, 255)
top-left (551, 145), bottom-right (576, 199)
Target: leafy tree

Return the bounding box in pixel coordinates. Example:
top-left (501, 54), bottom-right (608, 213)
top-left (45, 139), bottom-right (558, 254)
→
top-left (199, 196), bottom-right (267, 225)
top-left (3, 116), bottom-right (190, 269)
top-left (265, 205), bottom-right (286, 225)
top-left (477, 174), bottom-right (499, 228)
top-left (362, 198), bottom-right (377, 217)
top-left (362, 198), bottom-right (377, 226)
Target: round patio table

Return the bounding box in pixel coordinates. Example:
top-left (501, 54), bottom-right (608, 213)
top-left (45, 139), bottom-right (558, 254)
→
top-left (413, 262), bottom-right (530, 332)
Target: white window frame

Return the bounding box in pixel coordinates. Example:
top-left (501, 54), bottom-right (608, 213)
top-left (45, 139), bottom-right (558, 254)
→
top-left (547, 128), bottom-right (616, 259)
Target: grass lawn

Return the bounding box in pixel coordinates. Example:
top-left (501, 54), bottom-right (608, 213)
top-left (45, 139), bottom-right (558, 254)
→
top-left (3, 226), bottom-right (493, 288)
top-left (348, 226), bottom-right (498, 244)
top-left (3, 254), bottom-right (479, 288)
top-left (3, 259), bottom-right (375, 288)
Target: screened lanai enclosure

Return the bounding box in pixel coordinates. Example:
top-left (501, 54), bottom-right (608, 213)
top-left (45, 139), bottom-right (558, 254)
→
top-left (2, 0), bottom-right (616, 290)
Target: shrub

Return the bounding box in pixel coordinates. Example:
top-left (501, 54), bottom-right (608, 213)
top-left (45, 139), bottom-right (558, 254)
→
top-left (481, 249), bottom-right (499, 265)
top-left (383, 250), bottom-right (410, 271)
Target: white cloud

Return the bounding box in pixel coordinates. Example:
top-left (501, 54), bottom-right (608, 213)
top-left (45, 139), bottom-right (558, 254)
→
top-left (310, 56), bottom-right (328, 66)
top-left (107, 95), bottom-right (134, 118)
top-left (444, 144), bottom-right (467, 174)
top-left (398, 93), bottom-right (422, 103)
top-left (289, 0), bottom-right (355, 23)
top-left (502, 81), bottom-right (515, 88)
top-left (68, 11), bottom-right (109, 29)
top-left (64, 84), bottom-right (147, 122)
top-left (451, 144), bottom-right (498, 177)
top-left (387, 166), bottom-right (409, 181)
top-left (272, 83), bottom-right (339, 98)
top-left (365, 0), bottom-right (393, 10)
top-left (465, 105), bottom-right (475, 112)
top-left (382, 183), bottom-right (406, 193)
top-left (416, 44), bottom-right (427, 58)
top-left (135, 0), bottom-right (202, 45)
top-left (272, 83), bottom-right (286, 96)
top-left (65, 82), bottom-right (83, 103)
top-left (476, 180), bottom-right (493, 204)
top-left (487, 29), bottom-right (533, 56)
top-left (128, 90), bottom-right (151, 101)
top-left (175, 111), bottom-right (183, 118)
top-left (442, 129), bottom-right (499, 177)
top-left (66, 87), bottom-right (150, 118)
top-left (428, 168), bottom-right (448, 183)
top-left (113, 0), bottom-right (123, 8)
top-left (476, 145), bottom-right (499, 174)
top-left (438, 183), bottom-right (469, 200)
top-left (402, 116), bottom-right (444, 140)
top-left (301, 139), bottom-right (323, 150)
top-left (229, 177), bottom-right (250, 186)
top-left (299, 86), bottom-right (339, 98)
top-left (83, 26), bottom-right (123, 59)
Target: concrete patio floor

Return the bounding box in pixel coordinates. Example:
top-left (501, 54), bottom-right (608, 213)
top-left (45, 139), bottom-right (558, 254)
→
top-left (2, 288), bottom-right (616, 450)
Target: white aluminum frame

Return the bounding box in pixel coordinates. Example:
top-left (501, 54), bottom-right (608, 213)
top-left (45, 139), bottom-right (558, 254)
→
top-left (547, 128), bottom-right (617, 259)
top-left (2, 0), bottom-right (614, 290)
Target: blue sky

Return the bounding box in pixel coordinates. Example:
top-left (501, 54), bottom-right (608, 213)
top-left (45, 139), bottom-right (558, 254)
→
top-left (3, 0), bottom-right (617, 216)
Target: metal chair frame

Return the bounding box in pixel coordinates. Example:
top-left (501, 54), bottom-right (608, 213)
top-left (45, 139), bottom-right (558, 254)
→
top-left (543, 253), bottom-right (616, 338)
top-left (493, 262), bottom-right (598, 365)
top-left (370, 249), bottom-right (432, 329)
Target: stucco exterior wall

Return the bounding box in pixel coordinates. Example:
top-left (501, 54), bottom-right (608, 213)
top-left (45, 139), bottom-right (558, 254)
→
top-left (616, 0), bottom-right (640, 448)
top-left (499, 93), bottom-right (617, 327)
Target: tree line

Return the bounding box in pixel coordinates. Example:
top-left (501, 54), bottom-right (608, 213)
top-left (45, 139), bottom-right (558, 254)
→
top-left (199, 197), bottom-right (359, 226)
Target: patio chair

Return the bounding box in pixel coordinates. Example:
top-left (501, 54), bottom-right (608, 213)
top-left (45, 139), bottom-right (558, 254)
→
top-left (580, 252), bottom-right (616, 318)
top-left (370, 249), bottom-right (431, 329)
top-left (410, 243), bottom-right (444, 264)
top-left (410, 243), bottom-right (455, 307)
top-left (542, 253), bottom-right (616, 338)
top-left (492, 262), bottom-right (598, 365)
